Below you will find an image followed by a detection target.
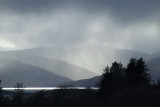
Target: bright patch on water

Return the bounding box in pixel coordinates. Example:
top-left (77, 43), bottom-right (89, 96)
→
top-left (2, 87), bottom-right (98, 91)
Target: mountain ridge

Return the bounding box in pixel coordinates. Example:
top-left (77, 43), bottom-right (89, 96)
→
top-left (0, 57), bottom-right (72, 87)
top-left (0, 52), bottom-right (97, 80)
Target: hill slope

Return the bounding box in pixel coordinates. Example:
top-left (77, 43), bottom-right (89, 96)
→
top-left (0, 58), bottom-right (72, 87)
top-left (66, 76), bottom-right (101, 87)
top-left (2, 46), bottom-right (151, 74)
top-left (147, 57), bottom-right (160, 77)
top-left (0, 52), bottom-right (97, 80)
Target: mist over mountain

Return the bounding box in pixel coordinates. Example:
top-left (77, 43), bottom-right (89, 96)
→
top-left (147, 57), bottom-right (160, 77)
top-left (0, 57), bottom-right (72, 87)
top-left (0, 46), bottom-right (160, 87)
top-left (2, 46), bottom-right (156, 74)
top-left (150, 51), bottom-right (160, 59)
top-left (65, 56), bottom-right (160, 87)
top-left (114, 49), bottom-right (150, 64)
top-left (0, 52), bottom-right (97, 80)
top-left (66, 76), bottom-right (101, 87)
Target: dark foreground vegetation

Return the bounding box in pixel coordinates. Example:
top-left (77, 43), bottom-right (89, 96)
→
top-left (1, 58), bottom-right (160, 107)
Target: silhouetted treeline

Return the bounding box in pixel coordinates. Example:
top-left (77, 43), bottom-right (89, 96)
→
top-left (1, 89), bottom-right (101, 107)
top-left (2, 87), bottom-right (160, 107)
top-left (1, 58), bottom-right (160, 107)
top-left (96, 58), bottom-right (150, 100)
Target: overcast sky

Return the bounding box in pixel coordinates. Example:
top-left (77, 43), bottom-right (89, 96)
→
top-left (0, 0), bottom-right (160, 53)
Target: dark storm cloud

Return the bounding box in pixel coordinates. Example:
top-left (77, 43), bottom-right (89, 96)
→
top-left (0, 0), bottom-right (160, 52)
top-left (0, 0), bottom-right (56, 13)
top-left (1, 0), bottom-right (159, 21)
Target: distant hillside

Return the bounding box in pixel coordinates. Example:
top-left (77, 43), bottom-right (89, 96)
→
top-left (114, 49), bottom-right (150, 64)
top-left (0, 52), bottom-right (97, 80)
top-left (1, 46), bottom-right (151, 73)
top-left (65, 76), bottom-right (101, 87)
top-left (71, 56), bottom-right (160, 87)
top-left (150, 51), bottom-right (160, 59)
top-left (0, 46), bottom-right (159, 87)
top-left (0, 46), bottom-right (159, 82)
top-left (147, 57), bottom-right (160, 77)
top-left (0, 58), bottom-right (72, 87)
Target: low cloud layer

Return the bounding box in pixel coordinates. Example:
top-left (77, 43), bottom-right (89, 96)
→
top-left (0, 0), bottom-right (160, 53)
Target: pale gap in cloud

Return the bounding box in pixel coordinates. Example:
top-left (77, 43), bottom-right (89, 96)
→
top-left (0, 40), bottom-right (17, 49)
